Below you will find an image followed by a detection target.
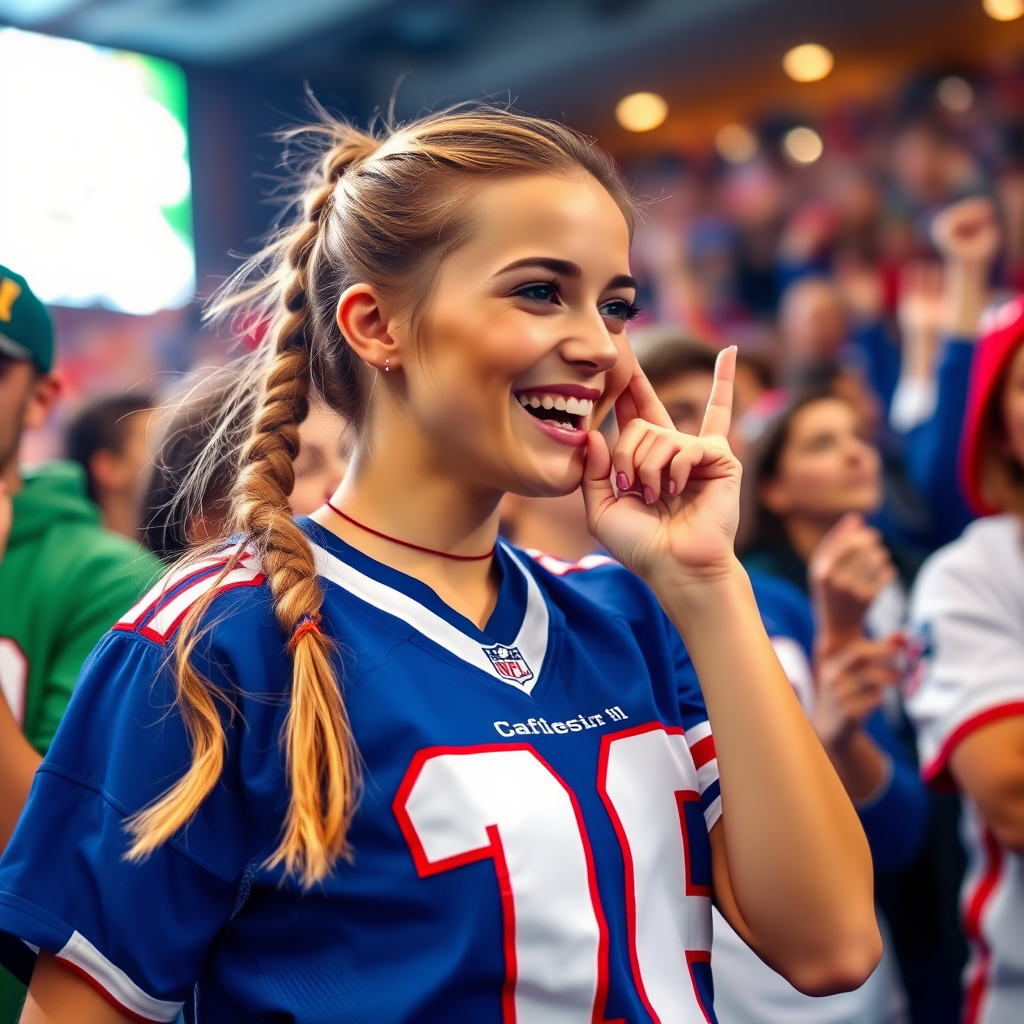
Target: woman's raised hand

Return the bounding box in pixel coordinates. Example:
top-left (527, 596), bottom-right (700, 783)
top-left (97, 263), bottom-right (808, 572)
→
top-left (582, 347), bottom-right (742, 590)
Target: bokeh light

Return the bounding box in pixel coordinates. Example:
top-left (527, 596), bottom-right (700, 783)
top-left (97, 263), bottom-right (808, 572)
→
top-left (616, 92), bottom-right (668, 133)
top-left (937, 76), bottom-right (974, 112)
top-left (983, 0), bottom-right (1024, 21)
top-left (782, 43), bottom-right (834, 83)
top-left (715, 123), bottom-right (758, 164)
top-left (783, 126), bottom-right (824, 164)
top-left (0, 27), bottom-right (194, 315)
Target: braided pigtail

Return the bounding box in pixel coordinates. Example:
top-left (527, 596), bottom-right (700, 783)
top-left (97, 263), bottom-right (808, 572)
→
top-left (127, 128), bottom-right (378, 886)
top-left (127, 103), bottom-right (636, 887)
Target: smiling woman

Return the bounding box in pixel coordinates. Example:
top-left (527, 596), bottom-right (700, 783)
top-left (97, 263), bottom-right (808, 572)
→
top-left (0, 104), bottom-right (879, 1024)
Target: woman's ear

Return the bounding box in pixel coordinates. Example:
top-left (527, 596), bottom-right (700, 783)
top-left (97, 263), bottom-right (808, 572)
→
top-left (336, 284), bottom-right (400, 372)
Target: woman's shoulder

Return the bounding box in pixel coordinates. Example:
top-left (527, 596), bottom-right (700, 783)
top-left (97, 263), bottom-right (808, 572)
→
top-left (912, 514), bottom-right (1024, 614)
top-left (108, 544), bottom-right (294, 703)
top-left (519, 547), bottom-right (654, 611)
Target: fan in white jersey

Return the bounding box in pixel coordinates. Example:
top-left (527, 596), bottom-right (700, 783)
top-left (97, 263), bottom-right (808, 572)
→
top-left (905, 295), bottom-right (1024, 1024)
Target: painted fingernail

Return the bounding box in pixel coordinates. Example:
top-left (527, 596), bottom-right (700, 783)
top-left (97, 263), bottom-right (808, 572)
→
top-left (643, 485), bottom-right (655, 505)
top-left (668, 480), bottom-right (677, 495)
top-left (616, 472), bottom-right (629, 492)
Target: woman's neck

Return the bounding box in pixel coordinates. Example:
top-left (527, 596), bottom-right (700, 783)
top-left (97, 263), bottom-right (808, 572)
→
top-left (782, 514), bottom-right (839, 565)
top-left (309, 443), bottom-right (504, 630)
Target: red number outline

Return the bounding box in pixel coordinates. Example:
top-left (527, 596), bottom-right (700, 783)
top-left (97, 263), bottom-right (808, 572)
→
top-left (596, 722), bottom-right (714, 1024)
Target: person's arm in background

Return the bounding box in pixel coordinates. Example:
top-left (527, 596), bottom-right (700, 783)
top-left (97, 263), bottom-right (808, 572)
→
top-left (889, 261), bottom-right (944, 434)
top-left (907, 551), bottom-right (1024, 857)
top-left (0, 482), bottom-right (43, 853)
top-left (833, 254), bottom-right (902, 415)
top-left (897, 197), bottom-right (1001, 547)
top-left (951, 715), bottom-right (1024, 855)
top-left (809, 514), bottom-right (929, 871)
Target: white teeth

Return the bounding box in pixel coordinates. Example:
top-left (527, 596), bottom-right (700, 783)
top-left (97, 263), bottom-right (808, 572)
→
top-left (515, 392), bottom-right (596, 417)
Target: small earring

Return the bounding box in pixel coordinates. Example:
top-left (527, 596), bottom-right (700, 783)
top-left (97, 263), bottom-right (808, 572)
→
top-left (385, 359), bottom-right (389, 372)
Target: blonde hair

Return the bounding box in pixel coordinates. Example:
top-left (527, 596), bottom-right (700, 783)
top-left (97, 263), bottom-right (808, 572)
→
top-left (126, 103), bottom-right (635, 886)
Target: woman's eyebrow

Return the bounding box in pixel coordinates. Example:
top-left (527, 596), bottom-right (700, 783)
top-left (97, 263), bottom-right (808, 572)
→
top-left (495, 256), bottom-right (637, 291)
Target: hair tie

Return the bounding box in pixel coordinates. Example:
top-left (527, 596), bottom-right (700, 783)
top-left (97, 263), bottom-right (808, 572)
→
top-left (288, 614), bottom-right (323, 653)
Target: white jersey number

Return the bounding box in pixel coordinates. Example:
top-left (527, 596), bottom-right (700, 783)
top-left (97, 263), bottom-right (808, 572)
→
top-left (395, 724), bottom-right (714, 1024)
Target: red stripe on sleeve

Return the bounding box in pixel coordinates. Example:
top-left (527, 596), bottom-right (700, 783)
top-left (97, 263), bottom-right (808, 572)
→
top-left (922, 702), bottom-right (1024, 789)
top-left (689, 735), bottom-right (716, 769)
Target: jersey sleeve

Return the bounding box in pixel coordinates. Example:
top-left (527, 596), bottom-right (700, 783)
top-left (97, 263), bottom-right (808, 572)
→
top-left (0, 624), bottom-right (274, 1021)
top-left (905, 548), bottom-right (1024, 788)
top-left (29, 543), bottom-right (163, 754)
top-left (665, 617), bottom-right (722, 834)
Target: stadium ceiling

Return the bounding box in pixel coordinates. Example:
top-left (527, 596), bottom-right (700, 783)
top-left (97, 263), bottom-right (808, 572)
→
top-left (0, 0), bottom-right (790, 67)
top-left (0, 0), bottom-right (1020, 144)
top-left (0, 0), bottom-right (391, 63)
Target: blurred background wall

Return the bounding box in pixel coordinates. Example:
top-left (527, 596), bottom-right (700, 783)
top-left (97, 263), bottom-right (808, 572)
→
top-left (3, 0), bottom-right (1024, 452)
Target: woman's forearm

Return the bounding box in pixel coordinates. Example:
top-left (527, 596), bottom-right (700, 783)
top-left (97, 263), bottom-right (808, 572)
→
top-left (655, 562), bottom-right (879, 986)
top-left (823, 729), bottom-right (887, 803)
top-left (21, 952), bottom-right (132, 1024)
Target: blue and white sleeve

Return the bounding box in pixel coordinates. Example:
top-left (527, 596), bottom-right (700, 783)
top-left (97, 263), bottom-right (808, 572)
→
top-left (665, 622), bottom-right (722, 833)
top-left (0, 631), bottom-right (267, 1022)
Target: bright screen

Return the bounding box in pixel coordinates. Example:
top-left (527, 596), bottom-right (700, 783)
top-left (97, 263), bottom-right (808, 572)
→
top-left (0, 27), bottom-right (194, 315)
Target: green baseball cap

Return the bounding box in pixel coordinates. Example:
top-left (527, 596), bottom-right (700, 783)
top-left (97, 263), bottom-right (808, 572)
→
top-left (0, 265), bottom-right (54, 373)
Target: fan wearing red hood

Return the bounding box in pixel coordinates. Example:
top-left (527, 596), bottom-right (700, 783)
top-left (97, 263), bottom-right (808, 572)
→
top-left (904, 295), bottom-right (1024, 1024)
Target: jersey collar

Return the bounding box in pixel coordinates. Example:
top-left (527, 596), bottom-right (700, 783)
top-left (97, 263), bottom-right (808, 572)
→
top-left (300, 519), bottom-right (549, 696)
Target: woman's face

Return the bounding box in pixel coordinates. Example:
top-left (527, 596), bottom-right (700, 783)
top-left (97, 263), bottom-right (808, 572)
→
top-left (761, 398), bottom-right (882, 523)
top-left (391, 173), bottom-right (636, 498)
top-left (1000, 344), bottom-right (1024, 468)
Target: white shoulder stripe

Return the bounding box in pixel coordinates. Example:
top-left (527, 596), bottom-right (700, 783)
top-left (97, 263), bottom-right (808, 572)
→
top-left (57, 931), bottom-right (183, 1021)
top-left (684, 720), bottom-right (712, 747)
top-left (312, 541), bottom-right (549, 695)
top-left (704, 794), bottom-right (723, 831)
top-left (526, 549), bottom-right (616, 576)
top-left (117, 552), bottom-right (234, 629)
top-left (144, 564), bottom-right (264, 640)
top-left (115, 547), bottom-right (263, 644)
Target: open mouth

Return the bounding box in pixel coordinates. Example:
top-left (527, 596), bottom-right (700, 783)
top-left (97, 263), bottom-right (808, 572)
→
top-left (515, 391), bottom-right (596, 434)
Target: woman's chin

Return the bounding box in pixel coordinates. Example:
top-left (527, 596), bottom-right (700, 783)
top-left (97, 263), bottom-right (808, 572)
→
top-left (511, 462), bottom-right (586, 499)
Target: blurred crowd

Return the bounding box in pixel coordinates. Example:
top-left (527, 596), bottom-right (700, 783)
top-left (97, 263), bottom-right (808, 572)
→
top-left (5, 63), bottom-right (1024, 1024)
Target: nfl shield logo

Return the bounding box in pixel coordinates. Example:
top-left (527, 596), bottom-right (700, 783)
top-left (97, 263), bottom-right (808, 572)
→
top-left (483, 644), bottom-right (534, 686)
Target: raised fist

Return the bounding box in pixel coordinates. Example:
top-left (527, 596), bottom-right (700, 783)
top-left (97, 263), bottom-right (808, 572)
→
top-left (930, 196), bottom-right (1001, 269)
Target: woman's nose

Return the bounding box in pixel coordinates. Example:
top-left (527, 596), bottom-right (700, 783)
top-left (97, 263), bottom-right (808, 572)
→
top-left (558, 312), bottom-right (619, 373)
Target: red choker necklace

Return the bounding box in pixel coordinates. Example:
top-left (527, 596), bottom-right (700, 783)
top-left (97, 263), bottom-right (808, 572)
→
top-left (323, 500), bottom-right (496, 562)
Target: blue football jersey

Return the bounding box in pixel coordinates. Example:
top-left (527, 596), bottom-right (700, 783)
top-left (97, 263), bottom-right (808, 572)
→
top-left (0, 520), bottom-right (721, 1024)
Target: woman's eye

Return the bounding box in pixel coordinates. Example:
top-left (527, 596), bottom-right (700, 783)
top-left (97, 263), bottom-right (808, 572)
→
top-left (600, 299), bottom-right (642, 323)
top-left (804, 435), bottom-right (836, 453)
top-left (513, 282), bottom-right (559, 304)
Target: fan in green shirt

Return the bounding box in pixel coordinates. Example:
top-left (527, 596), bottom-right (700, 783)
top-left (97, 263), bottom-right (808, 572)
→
top-left (0, 265), bottom-right (162, 1022)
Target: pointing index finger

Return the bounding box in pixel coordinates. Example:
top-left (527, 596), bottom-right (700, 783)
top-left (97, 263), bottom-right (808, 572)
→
top-left (699, 345), bottom-right (737, 438)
